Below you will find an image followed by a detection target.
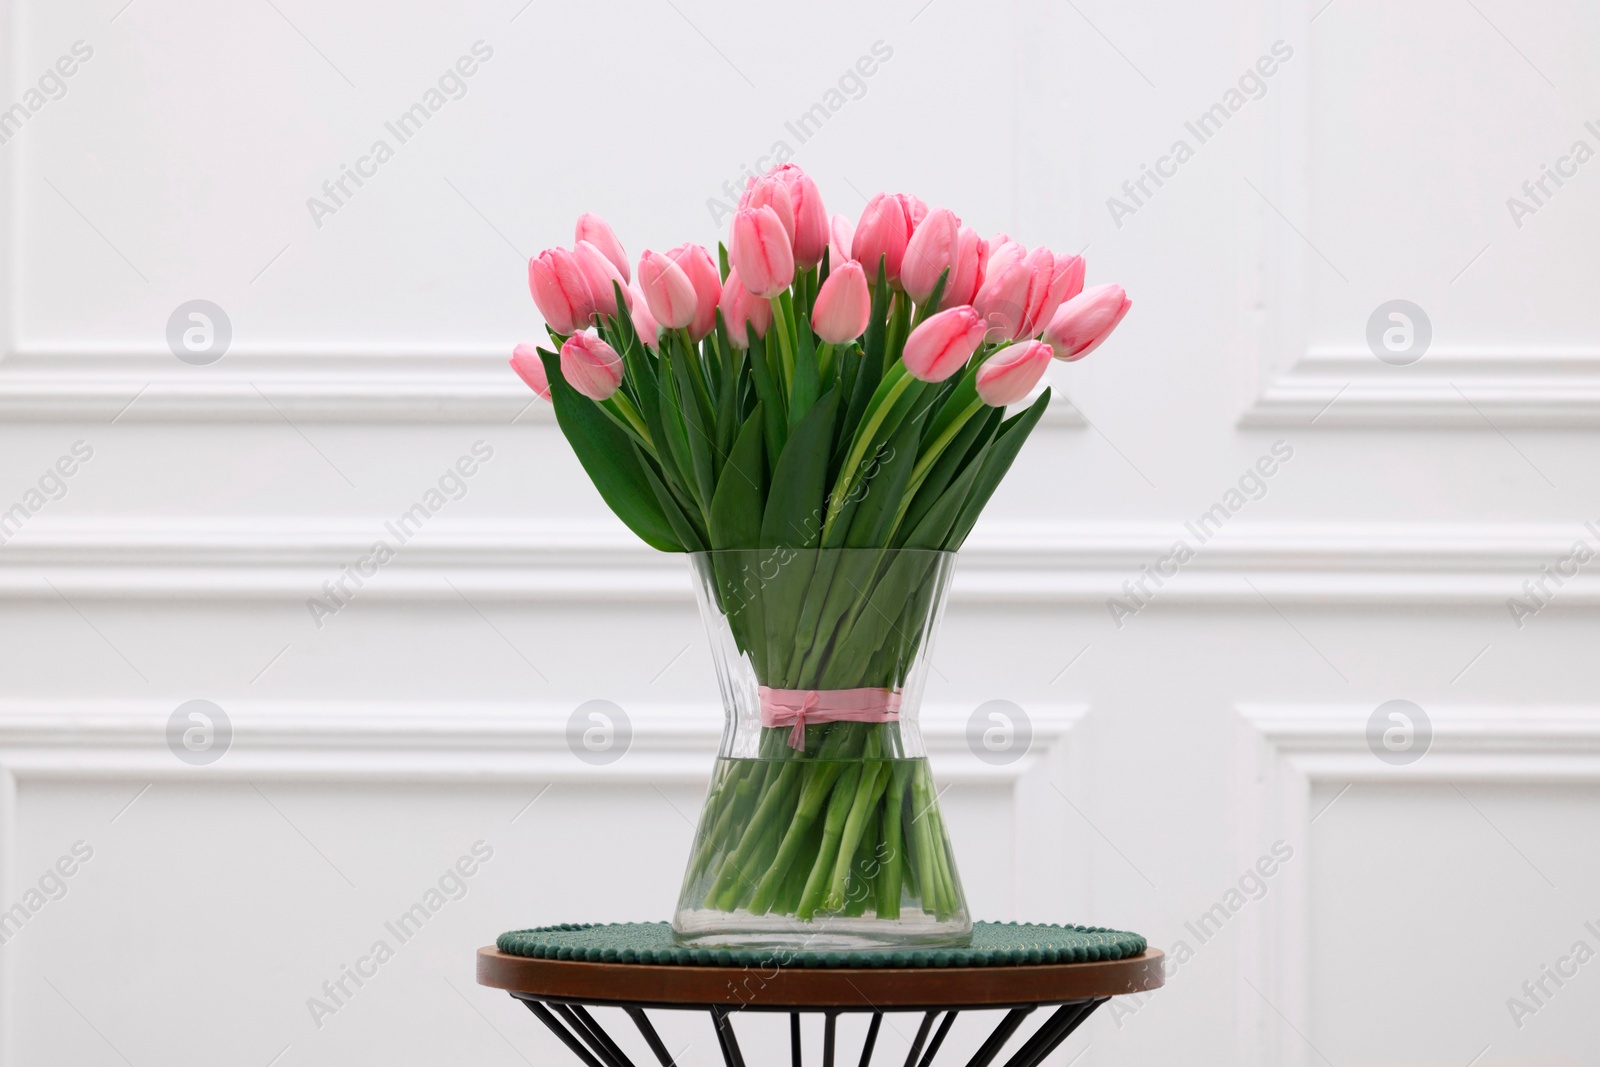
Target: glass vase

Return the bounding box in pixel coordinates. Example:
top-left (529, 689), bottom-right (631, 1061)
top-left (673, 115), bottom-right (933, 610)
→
top-left (672, 547), bottom-right (971, 950)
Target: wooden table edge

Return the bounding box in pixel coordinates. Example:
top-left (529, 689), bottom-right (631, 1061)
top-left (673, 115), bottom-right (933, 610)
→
top-left (476, 946), bottom-right (1164, 1008)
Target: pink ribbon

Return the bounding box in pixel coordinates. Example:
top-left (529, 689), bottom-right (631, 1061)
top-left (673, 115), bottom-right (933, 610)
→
top-left (758, 686), bottom-right (902, 750)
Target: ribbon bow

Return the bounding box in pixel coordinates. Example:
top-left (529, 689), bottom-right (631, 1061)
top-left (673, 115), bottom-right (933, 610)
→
top-left (757, 686), bottom-right (903, 750)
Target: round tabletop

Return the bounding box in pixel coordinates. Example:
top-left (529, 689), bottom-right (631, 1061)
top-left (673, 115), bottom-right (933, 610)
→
top-left (476, 946), bottom-right (1165, 1010)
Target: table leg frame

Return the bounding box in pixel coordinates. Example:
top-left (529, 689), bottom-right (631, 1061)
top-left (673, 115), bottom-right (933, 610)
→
top-left (511, 996), bottom-right (1107, 1067)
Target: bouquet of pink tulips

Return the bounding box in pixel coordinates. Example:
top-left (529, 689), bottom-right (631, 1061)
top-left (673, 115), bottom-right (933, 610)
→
top-left (513, 164), bottom-right (1129, 932)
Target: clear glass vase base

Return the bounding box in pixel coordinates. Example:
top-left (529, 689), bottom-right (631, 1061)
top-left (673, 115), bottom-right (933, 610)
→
top-left (671, 908), bottom-right (973, 952)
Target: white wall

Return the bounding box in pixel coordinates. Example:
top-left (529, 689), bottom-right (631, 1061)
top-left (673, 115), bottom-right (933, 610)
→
top-left (3, 0), bottom-right (1599, 1064)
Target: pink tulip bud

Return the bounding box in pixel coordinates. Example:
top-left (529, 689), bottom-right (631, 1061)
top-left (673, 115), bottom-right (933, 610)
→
top-left (527, 247), bottom-right (595, 335)
top-left (828, 214), bottom-right (855, 271)
top-left (1043, 284), bottom-right (1132, 362)
top-left (852, 193), bottom-right (911, 284)
top-left (898, 193), bottom-right (929, 231)
top-left (740, 175), bottom-right (796, 247)
top-left (900, 207), bottom-right (961, 306)
top-left (729, 206), bottom-right (795, 298)
top-left (902, 305), bottom-right (987, 383)
top-left (574, 240), bottom-right (630, 318)
top-left (769, 164), bottom-right (829, 269)
top-left (719, 269), bottom-right (772, 349)
top-left (574, 213), bottom-right (630, 283)
top-left (628, 284), bottom-right (660, 350)
top-left (985, 239), bottom-right (1026, 281)
top-left (812, 261), bottom-right (871, 344)
top-left (667, 243), bottom-right (722, 342)
top-left (559, 329), bottom-right (625, 401)
top-left (1018, 252), bottom-right (1084, 339)
top-left (510, 343), bottom-right (551, 400)
top-left (637, 249), bottom-right (699, 330)
top-left (975, 340), bottom-right (1051, 407)
top-left (973, 257), bottom-right (1031, 342)
top-left (944, 227), bottom-right (988, 309)
top-left (1014, 247), bottom-right (1058, 339)
top-left (1049, 254), bottom-right (1086, 311)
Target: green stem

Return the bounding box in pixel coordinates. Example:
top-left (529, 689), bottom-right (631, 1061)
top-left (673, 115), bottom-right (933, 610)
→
top-left (796, 761), bottom-right (863, 920)
top-left (824, 759), bottom-right (889, 911)
top-left (707, 762), bottom-right (801, 908)
top-left (745, 759), bottom-right (848, 914)
top-left (876, 762), bottom-right (912, 918)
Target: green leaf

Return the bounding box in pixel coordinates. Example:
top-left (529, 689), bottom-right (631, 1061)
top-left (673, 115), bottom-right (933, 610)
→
top-left (540, 350), bottom-right (681, 552)
top-left (844, 405), bottom-right (925, 548)
top-left (911, 268), bottom-right (949, 328)
top-left (760, 388), bottom-right (839, 549)
top-left (896, 406), bottom-right (1000, 543)
top-left (637, 445), bottom-right (706, 552)
top-left (709, 405), bottom-right (766, 550)
top-left (944, 388), bottom-right (1051, 549)
top-left (656, 357), bottom-right (703, 511)
top-left (745, 330), bottom-right (788, 470)
top-left (789, 310), bottom-right (820, 430)
top-left (667, 332), bottom-right (716, 513)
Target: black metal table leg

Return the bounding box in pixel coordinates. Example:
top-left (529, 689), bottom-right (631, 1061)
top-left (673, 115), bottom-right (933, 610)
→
top-left (522, 999), bottom-right (607, 1067)
top-left (568, 1003), bottom-right (641, 1067)
top-left (857, 1011), bottom-right (882, 1067)
top-left (823, 1011), bottom-right (838, 1067)
top-left (792, 1012), bottom-right (803, 1067)
top-left (551, 1002), bottom-right (636, 1067)
top-left (1000, 999), bottom-right (1104, 1067)
top-left (624, 1007), bottom-right (678, 1067)
top-left (902, 1012), bottom-right (938, 1067)
top-left (710, 1005), bottom-right (747, 1067)
top-left (916, 1011), bottom-right (959, 1067)
top-left (962, 1007), bottom-right (1034, 1067)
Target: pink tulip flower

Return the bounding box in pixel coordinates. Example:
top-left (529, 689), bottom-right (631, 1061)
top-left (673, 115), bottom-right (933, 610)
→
top-left (527, 247), bottom-right (595, 335)
top-left (944, 227), bottom-right (988, 309)
top-left (985, 239), bottom-right (1026, 282)
top-left (1014, 247), bottom-right (1059, 339)
top-left (574, 239), bottom-right (630, 318)
top-left (510, 343), bottom-right (551, 400)
top-left (770, 164), bottom-right (829, 269)
top-left (972, 256), bottom-right (1030, 342)
top-left (900, 207), bottom-right (961, 306)
top-left (574, 213), bottom-right (630, 283)
top-left (852, 193), bottom-right (911, 284)
top-left (975, 340), bottom-right (1051, 407)
top-left (740, 175), bottom-right (796, 247)
top-left (729, 206), bottom-right (795, 298)
top-left (560, 329), bottom-right (625, 401)
top-left (637, 249), bottom-right (699, 330)
top-left (902, 305), bottom-right (987, 383)
top-left (667, 243), bottom-right (722, 342)
top-left (719, 269), bottom-right (772, 349)
top-left (898, 193), bottom-right (929, 231)
top-left (828, 214), bottom-right (855, 271)
top-left (1043, 284), bottom-right (1132, 362)
top-left (811, 261), bottom-right (871, 344)
top-left (628, 284), bottom-right (660, 350)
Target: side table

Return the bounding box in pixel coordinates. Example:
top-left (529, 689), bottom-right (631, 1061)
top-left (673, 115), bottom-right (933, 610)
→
top-left (477, 922), bottom-right (1162, 1067)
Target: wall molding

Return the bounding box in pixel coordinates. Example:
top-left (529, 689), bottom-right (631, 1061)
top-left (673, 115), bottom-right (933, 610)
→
top-left (0, 346), bottom-right (1084, 426)
top-left (1242, 348), bottom-right (1600, 428)
top-left (1231, 704), bottom-right (1600, 1067)
top-left (2, 517), bottom-right (1598, 606)
top-left (0, 699), bottom-right (1085, 784)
